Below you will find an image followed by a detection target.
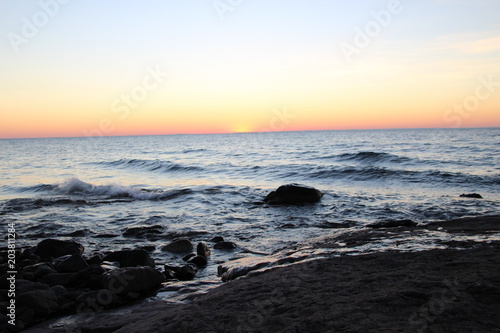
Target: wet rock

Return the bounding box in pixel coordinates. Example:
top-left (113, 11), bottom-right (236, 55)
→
top-left (214, 241), bottom-right (237, 250)
top-left (141, 245), bottom-right (156, 252)
top-left (18, 259), bottom-right (39, 268)
top-left (460, 193), bottom-right (483, 199)
top-left (101, 261), bottom-right (121, 271)
top-left (54, 254), bottom-right (89, 273)
top-left (164, 264), bottom-right (179, 273)
top-left (95, 233), bottom-right (119, 238)
top-left (41, 273), bottom-right (75, 287)
top-left (102, 249), bottom-right (155, 268)
top-left (58, 290), bottom-right (85, 313)
top-left (317, 221), bottom-right (356, 229)
top-left (197, 241), bottom-right (211, 258)
top-left (123, 224), bottom-right (163, 238)
top-left (87, 254), bottom-right (104, 265)
top-left (161, 238), bottom-right (194, 254)
top-left (183, 253), bottom-right (196, 262)
top-left (70, 265), bottom-right (106, 290)
top-left (16, 280), bottom-right (49, 293)
top-left (210, 236), bottom-right (224, 243)
top-left (163, 269), bottom-right (176, 280)
top-left (187, 255), bottom-right (208, 267)
top-left (264, 184), bottom-right (323, 205)
top-left (101, 266), bottom-right (165, 295)
top-left (34, 239), bottom-right (84, 260)
top-left (176, 265), bottom-right (198, 281)
top-left (17, 289), bottom-right (59, 317)
top-left (367, 220), bottom-right (418, 229)
top-left (50, 284), bottom-right (68, 296)
top-left (34, 265), bottom-right (57, 280)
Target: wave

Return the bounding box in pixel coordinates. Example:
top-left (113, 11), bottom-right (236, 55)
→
top-left (292, 166), bottom-right (500, 185)
top-left (96, 158), bottom-right (203, 173)
top-left (56, 178), bottom-right (192, 200)
top-left (0, 178), bottom-right (194, 214)
top-left (335, 151), bottom-right (414, 164)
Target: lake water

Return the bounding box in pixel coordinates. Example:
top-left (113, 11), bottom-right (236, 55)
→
top-left (1, 128), bottom-right (499, 301)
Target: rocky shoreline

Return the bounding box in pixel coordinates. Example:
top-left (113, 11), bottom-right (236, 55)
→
top-left (6, 213), bottom-right (498, 332)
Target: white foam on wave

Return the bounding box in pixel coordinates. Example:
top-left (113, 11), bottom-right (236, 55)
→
top-left (55, 178), bottom-right (188, 200)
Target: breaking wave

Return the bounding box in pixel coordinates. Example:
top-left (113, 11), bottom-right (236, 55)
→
top-left (55, 178), bottom-right (192, 200)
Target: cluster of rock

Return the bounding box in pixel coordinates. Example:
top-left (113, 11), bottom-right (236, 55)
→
top-left (0, 235), bottom-right (236, 331)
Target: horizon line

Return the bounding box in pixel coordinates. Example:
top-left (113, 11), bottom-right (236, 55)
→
top-left (1, 126), bottom-right (498, 140)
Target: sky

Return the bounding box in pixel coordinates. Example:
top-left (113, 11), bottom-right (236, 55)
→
top-left (1, 0), bottom-right (499, 139)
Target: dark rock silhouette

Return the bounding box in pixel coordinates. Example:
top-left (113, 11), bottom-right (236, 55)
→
top-left (102, 249), bottom-right (155, 268)
top-left (34, 239), bottom-right (84, 260)
top-left (265, 184), bottom-right (323, 205)
top-left (460, 193), bottom-right (483, 199)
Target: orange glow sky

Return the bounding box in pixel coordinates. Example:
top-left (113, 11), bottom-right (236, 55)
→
top-left (1, 1), bottom-right (499, 139)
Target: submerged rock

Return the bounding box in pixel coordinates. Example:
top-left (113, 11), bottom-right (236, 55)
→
top-left (102, 249), bottom-right (155, 268)
top-left (460, 193), bottom-right (483, 199)
top-left (123, 224), bottom-right (163, 238)
top-left (209, 236), bottom-right (224, 243)
top-left (161, 238), bottom-right (194, 254)
top-left (264, 184), bottom-right (323, 205)
top-left (367, 220), bottom-right (418, 229)
top-left (214, 241), bottom-right (237, 250)
top-left (34, 239), bottom-right (84, 260)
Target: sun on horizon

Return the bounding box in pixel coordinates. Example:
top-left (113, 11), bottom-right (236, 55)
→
top-left (1, 1), bottom-right (499, 139)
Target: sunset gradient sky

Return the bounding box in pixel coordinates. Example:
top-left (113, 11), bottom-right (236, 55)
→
top-left (1, 0), bottom-right (499, 138)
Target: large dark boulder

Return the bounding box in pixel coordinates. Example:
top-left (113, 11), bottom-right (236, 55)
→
top-left (264, 184), bottom-right (323, 205)
top-left (101, 266), bottom-right (165, 295)
top-left (34, 239), bottom-right (84, 260)
top-left (102, 249), bottom-right (155, 268)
